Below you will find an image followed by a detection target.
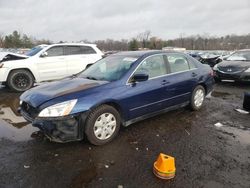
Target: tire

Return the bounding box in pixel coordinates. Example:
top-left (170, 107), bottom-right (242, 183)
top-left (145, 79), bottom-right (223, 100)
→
top-left (85, 105), bottom-right (121, 145)
top-left (190, 85), bottom-right (206, 111)
top-left (7, 69), bottom-right (34, 92)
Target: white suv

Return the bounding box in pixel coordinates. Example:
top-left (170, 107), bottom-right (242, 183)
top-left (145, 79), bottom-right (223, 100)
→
top-left (0, 43), bottom-right (103, 92)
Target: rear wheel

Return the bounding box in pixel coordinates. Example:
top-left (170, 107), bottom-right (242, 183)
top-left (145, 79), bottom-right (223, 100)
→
top-left (190, 85), bottom-right (205, 111)
top-left (7, 70), bottom-right (34, 92)
top-left (85, 105), bottom-right (121, 145)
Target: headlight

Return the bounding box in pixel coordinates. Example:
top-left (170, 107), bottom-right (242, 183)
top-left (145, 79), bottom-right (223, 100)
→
top-left (213, 64), bottom-right (218, 70)
top-left (244, 68), bottom-right (250, 73)
top-left (38, 99), bottom-right (77, 117)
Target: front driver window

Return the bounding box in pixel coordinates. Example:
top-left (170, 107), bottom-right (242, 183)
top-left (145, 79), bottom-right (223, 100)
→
top-left (46, 46), bottom-right (64, 57)
top-left (134, 55), bottom-right (167, 79)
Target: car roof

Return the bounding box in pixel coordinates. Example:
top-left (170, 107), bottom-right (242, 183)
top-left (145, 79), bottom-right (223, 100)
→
top-left (238, 49), bottom-right (250, 52)
top-left (49, 43), bottom-right (97, 47)
top-left (114, 50), bottom-right (176, 57)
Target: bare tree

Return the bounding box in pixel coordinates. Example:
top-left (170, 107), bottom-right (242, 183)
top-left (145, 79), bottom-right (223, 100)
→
top-left (0, 33), bottom-right (4, 48)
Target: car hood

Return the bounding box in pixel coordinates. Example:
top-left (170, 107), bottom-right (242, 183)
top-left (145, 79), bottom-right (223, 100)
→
top-left (0, 52), bottom-right (29, 62)
top-left (20, 77), bottom-right (109, 107)
top-left (218, 60), bottom-right (250, 68)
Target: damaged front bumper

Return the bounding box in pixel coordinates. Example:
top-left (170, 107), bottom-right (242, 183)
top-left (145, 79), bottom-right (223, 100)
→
top-left (214, 70), bottom-right (250, 82)
top-left (21, 109), bottom-right (88, 143)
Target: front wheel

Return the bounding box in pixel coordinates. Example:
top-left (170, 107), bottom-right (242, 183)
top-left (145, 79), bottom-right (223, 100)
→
top-left (190, 85), bottom-right (205, 111)
top-left (85, 105), bottom-right (121, 145)
top-left (7, 70), bottom-right (34, 92)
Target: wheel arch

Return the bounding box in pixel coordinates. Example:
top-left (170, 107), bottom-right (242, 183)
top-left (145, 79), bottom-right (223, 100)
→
top-left (89, 100), bottom-right (126, 125)
top-left (7, 68), bottom-right (37, 82)
top-left (197, 82), bottom-right (207, 94)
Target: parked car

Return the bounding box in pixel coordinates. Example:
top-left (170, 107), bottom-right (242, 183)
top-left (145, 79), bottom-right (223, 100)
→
top-left (199, 54), bottom-right (221, 67)
top-left (0, 43), bottom-right (103, 92)
top-left (213, 49), bottom-right (250, 82)
top-left (19, 51), bottom-right (214, 145)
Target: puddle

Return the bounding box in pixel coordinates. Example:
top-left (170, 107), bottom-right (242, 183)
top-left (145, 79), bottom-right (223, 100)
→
top-left (0, 119), bottom-right (38, 141)
top-left (218, 125), bottom-right (250, 145)
top-left (0, 90), bottom-right (38, 141)
top-left (211, 91), bottom-right (231, 98)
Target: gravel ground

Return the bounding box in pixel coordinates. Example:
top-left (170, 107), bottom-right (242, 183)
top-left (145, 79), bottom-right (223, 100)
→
top-left (0, 82), bottom-right (250, 188)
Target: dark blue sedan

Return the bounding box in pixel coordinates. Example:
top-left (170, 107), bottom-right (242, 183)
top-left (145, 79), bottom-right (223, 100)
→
top-left (20, 51), bottom-right (214, 145)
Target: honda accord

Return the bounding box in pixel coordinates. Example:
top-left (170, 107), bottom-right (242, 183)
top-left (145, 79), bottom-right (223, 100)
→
top-left (20, 51), bottom-right (214, 145)
top-left (213, 49), bottom-right (250, 82)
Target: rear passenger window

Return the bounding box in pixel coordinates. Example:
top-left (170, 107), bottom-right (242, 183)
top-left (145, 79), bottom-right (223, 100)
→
top-left (65, 46), bottom-right (96, 55)
top-left (65, 46), bottom-right (81, 55)
top-left (167, 54), bottom-right (189, 73)
top-left (134, 55), bottom-right (167, 78)
top-left (46, 46), bottom-right (64, 57)
top-left (80, 46), bottom-right (96, 54)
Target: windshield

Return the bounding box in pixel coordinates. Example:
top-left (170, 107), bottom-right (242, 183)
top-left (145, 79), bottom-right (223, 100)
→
top-left (79, 55), bottom-right (138, 82)
top-left (25, 46), bottom-right (44, 56)
top-left (226, 51), bottom-right (250, 61)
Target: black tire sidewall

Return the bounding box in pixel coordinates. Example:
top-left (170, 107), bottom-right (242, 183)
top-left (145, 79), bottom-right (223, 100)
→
top-left (7, 70), bottom-right (34, 92)
top-left (85, 105), bottom-right (121, 145)
top-left (190, 85), bottom-right (205, 111)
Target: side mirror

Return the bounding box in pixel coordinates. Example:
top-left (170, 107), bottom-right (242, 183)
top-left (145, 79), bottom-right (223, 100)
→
top-left (40, 51), bottom-right (48, 58)
top-left (131, 73), bottom-right (149, 83)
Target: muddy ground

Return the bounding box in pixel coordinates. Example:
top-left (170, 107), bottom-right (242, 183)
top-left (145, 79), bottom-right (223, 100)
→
top-left (0, 83), bottom-right (250, 188)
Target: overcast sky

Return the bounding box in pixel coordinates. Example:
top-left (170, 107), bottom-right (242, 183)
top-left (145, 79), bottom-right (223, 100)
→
top-left (0, 0), bottom-right (250, 42)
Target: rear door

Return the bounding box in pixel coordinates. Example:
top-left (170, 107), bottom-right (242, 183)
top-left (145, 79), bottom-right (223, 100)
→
top-left (125, 54), bottom-right (170, 119)
top-left (36, 46), bottom-right (68, 81)
top-left (161, 53), bottom-right (198, 107)
top-left (65, 45), bottom-right (100, 75)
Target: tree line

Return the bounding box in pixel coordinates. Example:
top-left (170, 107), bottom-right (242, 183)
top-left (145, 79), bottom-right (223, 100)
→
top-left (1, 30), bottom-right (250, 51)
top-left (0, 31), bottom-right (52, 49)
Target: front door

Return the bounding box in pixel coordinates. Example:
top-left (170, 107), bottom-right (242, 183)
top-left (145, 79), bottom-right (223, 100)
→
top-left (36, 46), bottom-right (68, 81)
top-left (124, 54), bottom-right (170, 119)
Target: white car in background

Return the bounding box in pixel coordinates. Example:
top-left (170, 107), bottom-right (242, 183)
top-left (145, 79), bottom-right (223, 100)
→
top-left (0, 43), bottom-right (103, 92)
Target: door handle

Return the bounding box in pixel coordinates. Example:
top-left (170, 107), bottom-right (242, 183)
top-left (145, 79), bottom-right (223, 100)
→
top-left (161, 80), bottom-right (170, 85)
top-left (192, 72), bottom-right (198, 77)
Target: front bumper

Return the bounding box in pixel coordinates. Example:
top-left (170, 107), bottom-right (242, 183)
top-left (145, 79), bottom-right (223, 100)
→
top-left (0, 68), bottom-right (10, 82)
top-left (21, 109), bottom-right (88, 143)
top-left (214, 70), bottom-right (250, 81)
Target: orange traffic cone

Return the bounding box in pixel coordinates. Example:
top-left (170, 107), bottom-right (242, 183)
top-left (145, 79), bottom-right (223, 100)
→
top-left (153, 153), bottom-right (176, 180)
